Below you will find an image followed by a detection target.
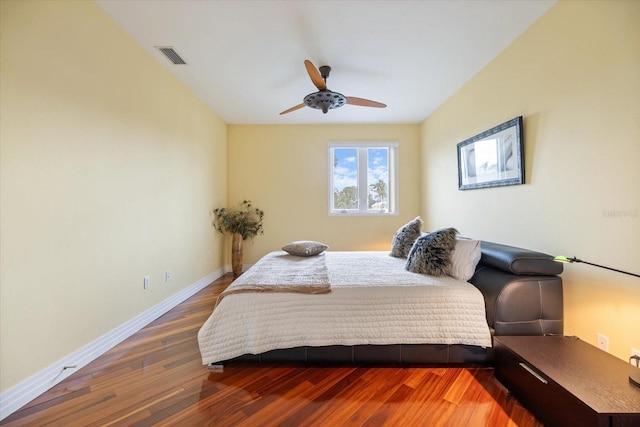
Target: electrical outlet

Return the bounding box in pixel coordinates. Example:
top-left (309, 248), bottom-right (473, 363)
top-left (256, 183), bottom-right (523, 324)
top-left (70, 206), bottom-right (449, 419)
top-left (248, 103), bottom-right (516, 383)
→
top-left (207, 251), bottom-right (212, 262)
top-left (632, 348), bottom-right (640, 365)
top-left (144, 276), bottom-right (150, 290)
top-left (597, 333), bottom-right (609, 352)
top-left (165, 271), bottom-right (171, 283)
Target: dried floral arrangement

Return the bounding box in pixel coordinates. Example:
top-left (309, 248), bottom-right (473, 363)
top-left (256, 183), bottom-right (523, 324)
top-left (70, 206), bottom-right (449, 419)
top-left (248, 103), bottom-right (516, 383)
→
top-left (211, 200), bottom-right (264, 240)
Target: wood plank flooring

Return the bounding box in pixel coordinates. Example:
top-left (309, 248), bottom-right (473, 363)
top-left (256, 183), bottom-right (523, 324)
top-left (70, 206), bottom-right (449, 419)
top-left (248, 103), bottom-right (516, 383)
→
top-left (1, 274), bottom-right (542, 426)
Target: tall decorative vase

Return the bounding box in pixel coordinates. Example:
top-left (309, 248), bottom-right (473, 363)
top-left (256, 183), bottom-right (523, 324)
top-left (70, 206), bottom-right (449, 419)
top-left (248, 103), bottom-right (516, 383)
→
top-left (231, 232), bottom-right (243, 279)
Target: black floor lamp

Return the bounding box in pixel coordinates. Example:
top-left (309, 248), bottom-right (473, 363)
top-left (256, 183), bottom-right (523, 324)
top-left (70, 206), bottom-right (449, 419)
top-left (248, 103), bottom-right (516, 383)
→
top-left (554, 255), bottom-right (640, 388)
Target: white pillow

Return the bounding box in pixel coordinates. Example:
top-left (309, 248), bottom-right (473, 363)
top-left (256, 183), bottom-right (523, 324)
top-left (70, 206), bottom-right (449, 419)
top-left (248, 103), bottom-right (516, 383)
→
top-left (282, 240), bottom-right (328, 257)
top-left (448, 239), bottom-right (481, 281)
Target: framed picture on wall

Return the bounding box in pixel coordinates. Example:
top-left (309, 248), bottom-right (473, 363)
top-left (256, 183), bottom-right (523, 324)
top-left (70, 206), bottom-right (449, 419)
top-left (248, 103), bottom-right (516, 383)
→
top-left (457, 116), bottom-right (524, 190)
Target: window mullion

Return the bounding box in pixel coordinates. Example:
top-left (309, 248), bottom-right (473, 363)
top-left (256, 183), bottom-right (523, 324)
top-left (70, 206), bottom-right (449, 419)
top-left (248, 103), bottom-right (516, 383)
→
top-left (358, 148), bottom-right (368, 212)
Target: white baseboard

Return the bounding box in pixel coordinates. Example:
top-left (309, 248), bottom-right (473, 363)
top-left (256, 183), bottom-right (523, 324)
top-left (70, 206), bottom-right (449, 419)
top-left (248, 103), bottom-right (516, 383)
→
top-left (0, 268), bottom-right (225, 421)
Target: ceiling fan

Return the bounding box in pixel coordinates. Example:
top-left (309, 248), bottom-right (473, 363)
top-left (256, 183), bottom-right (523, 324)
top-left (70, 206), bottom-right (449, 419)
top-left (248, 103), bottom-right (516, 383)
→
top-left (280, 60), bottom-right (387, 115)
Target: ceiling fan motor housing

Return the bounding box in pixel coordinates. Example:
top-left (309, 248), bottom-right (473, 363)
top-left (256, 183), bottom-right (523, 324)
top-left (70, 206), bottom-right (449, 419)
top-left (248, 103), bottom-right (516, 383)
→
top-left (319, 65), bottom-right (331, 79)
top-left (304, 91), bottom-right (347, 113)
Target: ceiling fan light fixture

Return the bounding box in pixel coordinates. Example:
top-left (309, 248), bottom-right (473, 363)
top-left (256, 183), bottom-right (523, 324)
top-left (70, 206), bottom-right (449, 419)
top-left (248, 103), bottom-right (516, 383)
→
top-left (280, 60), bottom-right (385, 116)
top-left (304, 91), bottom-right (347, 114)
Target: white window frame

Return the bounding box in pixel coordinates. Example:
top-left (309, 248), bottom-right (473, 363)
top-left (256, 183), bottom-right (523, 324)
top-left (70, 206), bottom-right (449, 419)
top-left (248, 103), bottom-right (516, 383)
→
top-left (328, 141), bottom-right (399, 216)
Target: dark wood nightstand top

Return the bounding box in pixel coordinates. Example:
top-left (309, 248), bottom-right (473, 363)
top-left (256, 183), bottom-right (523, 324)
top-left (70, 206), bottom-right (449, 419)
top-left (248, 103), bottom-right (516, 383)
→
top-left (494, 335), bottom-right (640, 414)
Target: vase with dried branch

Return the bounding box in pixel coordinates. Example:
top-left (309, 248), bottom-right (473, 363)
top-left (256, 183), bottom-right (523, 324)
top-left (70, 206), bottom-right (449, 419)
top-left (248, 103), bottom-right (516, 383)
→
top-left (211, 200), bottom-right (264, 278)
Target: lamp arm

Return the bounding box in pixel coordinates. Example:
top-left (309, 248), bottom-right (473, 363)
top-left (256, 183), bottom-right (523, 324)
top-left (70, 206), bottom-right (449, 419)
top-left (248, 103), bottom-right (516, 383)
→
top-left (578, 260), bottom-right (640, 278)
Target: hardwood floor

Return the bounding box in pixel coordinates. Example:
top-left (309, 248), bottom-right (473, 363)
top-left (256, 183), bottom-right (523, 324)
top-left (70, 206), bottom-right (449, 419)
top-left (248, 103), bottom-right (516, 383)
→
top-left (2, 274), bottom-right (542, 426)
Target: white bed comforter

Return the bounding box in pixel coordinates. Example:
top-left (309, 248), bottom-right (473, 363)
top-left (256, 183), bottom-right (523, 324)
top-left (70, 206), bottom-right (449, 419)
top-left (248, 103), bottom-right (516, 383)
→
top-left (197, 251), bottom-right (492, 365)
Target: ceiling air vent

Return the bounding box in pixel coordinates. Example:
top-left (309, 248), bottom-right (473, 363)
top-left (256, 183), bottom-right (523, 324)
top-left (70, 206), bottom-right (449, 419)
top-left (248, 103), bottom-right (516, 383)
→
top-left (156, 47), bottom-right (187, 65)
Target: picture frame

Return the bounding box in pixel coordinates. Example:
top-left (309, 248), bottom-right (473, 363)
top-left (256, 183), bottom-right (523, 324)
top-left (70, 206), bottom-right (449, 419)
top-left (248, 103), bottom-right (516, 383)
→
top-left (457, 116), bottom-right (524, 190)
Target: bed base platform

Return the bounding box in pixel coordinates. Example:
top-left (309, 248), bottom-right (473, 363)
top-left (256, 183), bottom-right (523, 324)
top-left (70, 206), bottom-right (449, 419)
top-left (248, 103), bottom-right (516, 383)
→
top-left (209, 343), bottom-right (490, 370)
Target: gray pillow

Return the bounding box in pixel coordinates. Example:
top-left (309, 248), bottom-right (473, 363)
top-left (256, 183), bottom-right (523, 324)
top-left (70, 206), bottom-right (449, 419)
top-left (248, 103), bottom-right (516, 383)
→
top-left (282, 240), bottom-right (328, 257)
top-left (390, 217), bottom-right (422, 258)
top-left (406, 228), bottom-right (459, 276)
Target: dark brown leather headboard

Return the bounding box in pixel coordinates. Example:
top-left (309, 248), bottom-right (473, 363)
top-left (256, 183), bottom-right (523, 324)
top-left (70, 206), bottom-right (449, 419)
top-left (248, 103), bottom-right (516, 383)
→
top-left (478, 241), bottom-right (563, 276)
top-left (469, 241), bottom-right (564, 336)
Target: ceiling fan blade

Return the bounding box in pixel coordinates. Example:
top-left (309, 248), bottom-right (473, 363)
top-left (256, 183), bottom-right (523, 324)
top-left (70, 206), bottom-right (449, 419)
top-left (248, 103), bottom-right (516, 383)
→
top-left (304, 60), bottom-right (327, 90)
top-left (346, 97), bottom-right (387, 108)
top-left (279, 103), bottom-right (306, 115)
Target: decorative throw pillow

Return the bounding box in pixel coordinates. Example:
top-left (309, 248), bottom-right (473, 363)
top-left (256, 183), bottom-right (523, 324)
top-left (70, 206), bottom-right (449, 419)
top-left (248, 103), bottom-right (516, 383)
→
top-left (282, 240), bottom-right (329, 257)
top-left (448, 239), bottom-right (481, 281)
top-left (405, 227), bottom-right (459, 275)
top-left (390, 217), bottom-right (423, 258)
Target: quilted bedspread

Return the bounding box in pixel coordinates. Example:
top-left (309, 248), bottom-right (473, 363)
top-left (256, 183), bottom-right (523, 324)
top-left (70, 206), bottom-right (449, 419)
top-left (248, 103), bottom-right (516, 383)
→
top-left (197, 251), bottom-right (492, 365)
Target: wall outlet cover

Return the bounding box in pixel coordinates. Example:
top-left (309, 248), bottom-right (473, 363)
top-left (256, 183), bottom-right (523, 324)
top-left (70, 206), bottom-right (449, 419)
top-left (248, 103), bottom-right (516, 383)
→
top-left (596, 333), bottom-right (609, 352)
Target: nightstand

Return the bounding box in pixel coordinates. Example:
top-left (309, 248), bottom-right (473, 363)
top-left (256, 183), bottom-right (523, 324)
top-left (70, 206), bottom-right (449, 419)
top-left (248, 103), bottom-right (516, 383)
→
top-left (493, 335), bottom-right (640, 427)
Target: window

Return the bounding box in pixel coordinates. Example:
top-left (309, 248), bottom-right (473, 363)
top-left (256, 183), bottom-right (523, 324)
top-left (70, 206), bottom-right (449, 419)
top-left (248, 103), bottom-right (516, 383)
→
top-left (329, 142), bottom-right (398, 215)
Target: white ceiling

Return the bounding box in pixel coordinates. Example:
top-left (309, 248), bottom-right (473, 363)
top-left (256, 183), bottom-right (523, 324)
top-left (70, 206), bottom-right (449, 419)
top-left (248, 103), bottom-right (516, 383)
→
top-left (94, 0), bottom-right (556, 125)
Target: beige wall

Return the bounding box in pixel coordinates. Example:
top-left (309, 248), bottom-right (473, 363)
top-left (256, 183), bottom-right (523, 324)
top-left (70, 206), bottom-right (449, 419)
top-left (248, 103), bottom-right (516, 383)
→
top-left (0, 1), bottom-right (227, 393)
top-left (227, 125), bottom-right (421, 265)
top-left (420, 0), bottom-right (640, 361)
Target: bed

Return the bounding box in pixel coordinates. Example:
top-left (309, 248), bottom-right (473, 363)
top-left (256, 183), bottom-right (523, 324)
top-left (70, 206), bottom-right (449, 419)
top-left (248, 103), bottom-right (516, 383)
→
top-left (198, 225), bottom-right (564, 367)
